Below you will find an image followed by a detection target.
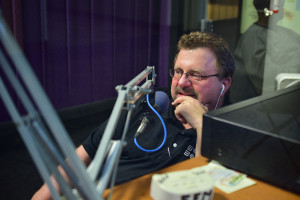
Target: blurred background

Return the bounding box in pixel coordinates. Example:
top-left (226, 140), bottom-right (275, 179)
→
top-left (0, 0), bottom-right (299, 199)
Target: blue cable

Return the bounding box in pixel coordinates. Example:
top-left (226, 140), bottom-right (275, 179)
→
top-left (134, 93), bottom-right (167, 152)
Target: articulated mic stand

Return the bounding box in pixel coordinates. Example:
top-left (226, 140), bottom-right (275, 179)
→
top-left (0, 11), bottom-right (156, 200)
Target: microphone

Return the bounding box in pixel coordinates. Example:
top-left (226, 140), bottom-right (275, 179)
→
top-left (134, 91), bottom-right (169, 138)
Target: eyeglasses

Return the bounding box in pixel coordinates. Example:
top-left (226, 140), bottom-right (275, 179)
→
top-left (169, 69), bottom-right (219, 82)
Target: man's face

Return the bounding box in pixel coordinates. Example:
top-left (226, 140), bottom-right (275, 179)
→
top-left (171, 48), bottom-right (223, 111)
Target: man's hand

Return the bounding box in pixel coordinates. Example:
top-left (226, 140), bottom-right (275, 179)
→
top-left (172, 96), bottom-right (208, 157)
top-left (31, 145), bottom-right (92, 200)
top-left (172, 96), bottom-right (208, 130)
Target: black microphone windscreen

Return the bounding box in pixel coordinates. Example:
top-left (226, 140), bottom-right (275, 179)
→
top-left (154, 91), bottom-right (169, 114)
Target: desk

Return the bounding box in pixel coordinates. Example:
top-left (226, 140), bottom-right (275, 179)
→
top-left (103, 156), bottom-right (300, 200)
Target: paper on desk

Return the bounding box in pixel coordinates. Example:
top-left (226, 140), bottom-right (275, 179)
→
top-left (193, 161), bottom-right (256, 194)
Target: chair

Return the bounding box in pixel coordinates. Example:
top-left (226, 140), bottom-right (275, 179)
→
top-left (275, 73), bottom-right (300, 90)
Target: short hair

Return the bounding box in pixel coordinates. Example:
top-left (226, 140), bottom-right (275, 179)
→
top-left (175, 31), bottom-right (235, 79)
top-left (253, 0), bottom-right (270, 10)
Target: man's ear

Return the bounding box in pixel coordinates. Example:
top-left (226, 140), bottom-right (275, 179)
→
top-left (221, 77), bottom-right (231, 96)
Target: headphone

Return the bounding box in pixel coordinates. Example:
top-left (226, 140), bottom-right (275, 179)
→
top-left (220, 84), bottom-right (225, 95)
top-left (214, 84), bottom-right (225, 110)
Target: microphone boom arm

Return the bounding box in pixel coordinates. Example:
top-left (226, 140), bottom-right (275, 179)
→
top-left (0, 10), bottom-right (156, 200)
top-left (87, 66), bottom-right (156, 192)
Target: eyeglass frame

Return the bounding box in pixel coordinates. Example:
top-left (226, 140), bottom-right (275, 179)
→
top-left (169, 68), bottom-right (220, 82)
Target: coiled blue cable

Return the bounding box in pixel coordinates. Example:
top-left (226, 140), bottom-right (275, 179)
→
top-left (134, 93), bottom-right (167, 152)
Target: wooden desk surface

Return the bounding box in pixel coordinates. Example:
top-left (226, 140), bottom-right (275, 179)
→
top-left (104, 156), bottom-right (300, 200)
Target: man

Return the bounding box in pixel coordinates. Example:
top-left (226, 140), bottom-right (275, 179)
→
top-left (170, 31), bottom-right (233, 156)
top-left (32, 31), bottom-right (234, 199)
top-left (231, 0), bottom-right (272, 102)
top-left (231, 0), bottom-right (300, 102)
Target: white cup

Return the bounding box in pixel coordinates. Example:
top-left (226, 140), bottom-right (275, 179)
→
top-left (151, 168), bottom-right (214, 200)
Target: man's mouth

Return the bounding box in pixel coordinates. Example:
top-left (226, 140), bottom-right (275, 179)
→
top-left (175, 87), bottom-right (197, 99)
top-left (177, 92), bottom-right (194, 97)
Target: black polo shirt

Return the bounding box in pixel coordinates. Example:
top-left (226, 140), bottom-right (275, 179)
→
top-left (82, 90), bottom-right (198, 185)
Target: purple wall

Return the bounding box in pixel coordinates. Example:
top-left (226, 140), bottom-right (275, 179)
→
top-left (0, 0), bottom-right (171, 123)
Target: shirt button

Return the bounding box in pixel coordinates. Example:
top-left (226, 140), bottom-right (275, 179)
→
top-left (173, 143), bottom-right (177, 147)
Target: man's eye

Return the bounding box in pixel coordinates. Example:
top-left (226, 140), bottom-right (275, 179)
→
top-left (175, 70), bottom-right (182, 74)
top-left (190, 73), bottom-right (201, 78)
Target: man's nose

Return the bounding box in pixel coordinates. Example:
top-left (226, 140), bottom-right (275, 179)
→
top-left (178, 73), bottom-right (192, 87)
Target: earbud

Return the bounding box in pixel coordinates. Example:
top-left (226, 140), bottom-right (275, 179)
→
top-left (214, 84), bottom-right (225, 110)
top-left (220, 84), bottom-right (225, 95)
